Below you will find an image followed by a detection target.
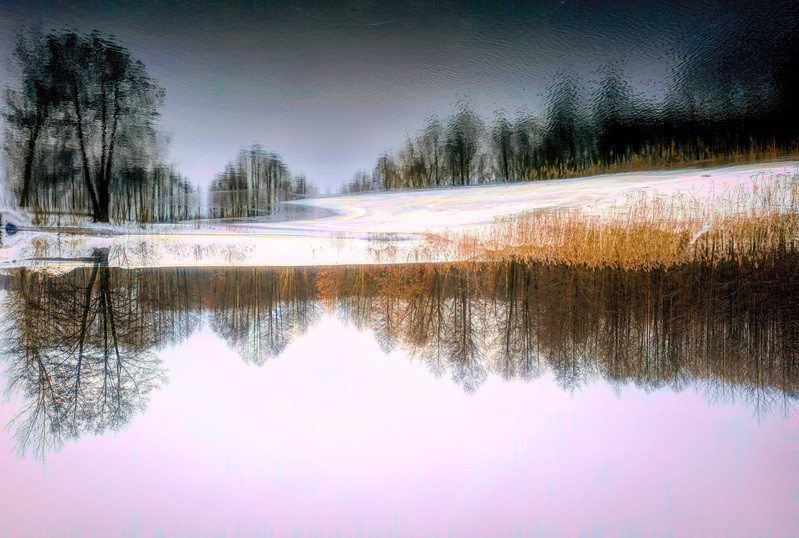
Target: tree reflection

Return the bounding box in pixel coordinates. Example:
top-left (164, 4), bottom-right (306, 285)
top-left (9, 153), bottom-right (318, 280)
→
top-left (0, 253), bottom-right (197, 460)
top-left (207, 267), bottom-right (320, 364)
top-left (492, 260), bottom-right (545, 382)
top-left (321, 254), bottom-right (799, 415)
top-left (2, 254), bottom-right (797, 460)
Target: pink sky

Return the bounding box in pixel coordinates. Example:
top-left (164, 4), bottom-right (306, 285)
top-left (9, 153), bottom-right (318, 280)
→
top-left (1, 314), bottom-right (798, 536)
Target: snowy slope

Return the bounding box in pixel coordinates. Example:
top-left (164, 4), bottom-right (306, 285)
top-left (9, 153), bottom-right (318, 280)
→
top-left (1, 161), bottom-right (796, 269)
top-left (270, 162), bottom-right (799, 235)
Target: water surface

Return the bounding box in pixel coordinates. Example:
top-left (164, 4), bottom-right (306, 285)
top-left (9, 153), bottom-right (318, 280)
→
top-left (0, 258), bottom-right (797, 535)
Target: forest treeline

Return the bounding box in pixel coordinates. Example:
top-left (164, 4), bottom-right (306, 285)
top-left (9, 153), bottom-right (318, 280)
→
top-left (342, 21), bottom-right (799, 193)
top-left (3, 255), bottom-right (797, 458)
top-left (1, 29), bottom-right (313, 224)
top-left (207, 144), bottom-right (317, 219)
top-left (1, 29), bottom-right (203, 223)
top-left (3, 14), bottom-right (798, 221)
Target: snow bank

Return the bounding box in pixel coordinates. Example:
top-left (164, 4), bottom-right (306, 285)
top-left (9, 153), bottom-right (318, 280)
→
top-left (1, 161), bottom-right (796, 270)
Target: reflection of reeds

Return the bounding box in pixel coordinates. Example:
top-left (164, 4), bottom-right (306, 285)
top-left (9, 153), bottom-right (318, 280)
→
top-left (466, 172), bottom-right (798, 269)
top-left (318, 257), bottom-right (798, 415)
top-left (5, 255), bottom-right (796, 419)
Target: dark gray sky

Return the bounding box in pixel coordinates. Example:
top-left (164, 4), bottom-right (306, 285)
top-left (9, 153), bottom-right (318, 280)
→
top-left (0, 0), bottom-right (784, 190)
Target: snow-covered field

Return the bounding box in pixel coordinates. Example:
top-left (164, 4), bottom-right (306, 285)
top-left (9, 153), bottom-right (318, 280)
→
top-left (1, 161), bottom-right (797, 270)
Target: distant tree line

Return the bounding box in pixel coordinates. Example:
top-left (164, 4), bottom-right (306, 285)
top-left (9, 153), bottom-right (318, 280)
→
top-left (2, 29), bottom-right (200, 223)
top-left (343, 19), bottom-right (799, 193)
top-left (207, 143), bottom-right (317, 219)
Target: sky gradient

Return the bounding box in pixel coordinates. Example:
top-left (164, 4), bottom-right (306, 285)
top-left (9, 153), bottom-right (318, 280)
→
top-left (0, 0), bottom-right (793, 190)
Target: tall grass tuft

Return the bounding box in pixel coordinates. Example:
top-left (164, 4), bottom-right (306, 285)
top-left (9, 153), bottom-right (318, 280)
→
top-left (466, 171), bottom-right (798, 270)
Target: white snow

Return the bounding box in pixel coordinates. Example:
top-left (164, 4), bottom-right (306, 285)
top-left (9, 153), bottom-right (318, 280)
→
top-left (1, 161), bottom-right (796, 270)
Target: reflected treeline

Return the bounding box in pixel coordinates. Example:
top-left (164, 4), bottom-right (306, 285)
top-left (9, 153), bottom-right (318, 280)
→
top-left (2, 256), bottom-right (797, 458)
top-left (0, 251), bottom-right (182, 459)
top-left (206, 267), bottom-right (321, 363)
top-left (344, 7), bottom-right (799, 192)
top-left (207, 144), bottom-right (318, 219)
top-left (2, 29), bottom-right (201, 224)
top-left (0, 264), bottom-right (319, 459)
top-left (322, 257), bottom-right (799, 413)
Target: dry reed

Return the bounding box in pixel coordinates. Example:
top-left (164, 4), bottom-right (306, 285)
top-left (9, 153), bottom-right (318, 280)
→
top-left (460, 171), bottom-right (798, 270)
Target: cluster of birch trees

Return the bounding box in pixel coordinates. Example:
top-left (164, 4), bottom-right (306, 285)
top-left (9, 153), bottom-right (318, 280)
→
top-left (207, 144), bottom-right (317, 219)
top-left (3, 29), bottom-right (200, 223)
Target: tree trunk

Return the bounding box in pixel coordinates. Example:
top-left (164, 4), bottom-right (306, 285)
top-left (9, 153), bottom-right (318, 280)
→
top-left (75, 254), bottom-right (101, 419)
top-left (101, 88), bottom-right (120, 223)
top-left (19, 119), bottom-right (42, 208)
top-left (72, 83), bottom-right (102, 221)
top-left (20, 83), bottom-right (48, 208)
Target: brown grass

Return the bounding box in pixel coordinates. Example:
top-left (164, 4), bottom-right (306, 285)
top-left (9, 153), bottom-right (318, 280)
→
top-left (457, 171), bottom-right (798, 270)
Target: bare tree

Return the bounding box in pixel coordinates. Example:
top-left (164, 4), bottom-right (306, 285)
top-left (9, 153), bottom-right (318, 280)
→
top-left (3, 30), bottom-right (166, 222)
top-left (445, 103), bottom-right (484, 186)
top-left (208, 144), bottom-right (295, 219)
top-left (2, 28), bottom-right (55, 208)
top-left (2, 253), bottom-right (168, 460)
top-left (491, 111), bottom-right (514, 181)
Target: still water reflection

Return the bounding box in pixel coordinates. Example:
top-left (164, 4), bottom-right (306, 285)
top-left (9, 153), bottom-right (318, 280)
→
top-left (0, 255), bottom-right (797, 534)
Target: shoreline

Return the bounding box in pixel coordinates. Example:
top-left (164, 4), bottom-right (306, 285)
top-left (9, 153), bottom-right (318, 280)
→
top-left (1, 161), bottom-right (796, 272)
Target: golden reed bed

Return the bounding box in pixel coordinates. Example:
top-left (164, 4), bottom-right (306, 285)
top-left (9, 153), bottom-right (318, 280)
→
top-left (445, 171), bottom-right (798, 270)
